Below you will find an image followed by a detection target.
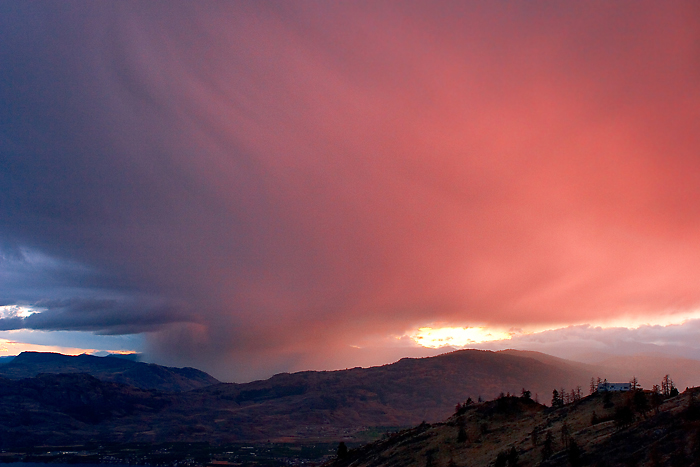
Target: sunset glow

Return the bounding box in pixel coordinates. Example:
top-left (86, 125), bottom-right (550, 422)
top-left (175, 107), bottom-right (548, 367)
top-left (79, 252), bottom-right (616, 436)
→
top-left (0, 338), bottom-right (96, 357)
top-left (2, 2), bottom-right (700, 381)
top-left (410, 326), bottom-right (513, 348)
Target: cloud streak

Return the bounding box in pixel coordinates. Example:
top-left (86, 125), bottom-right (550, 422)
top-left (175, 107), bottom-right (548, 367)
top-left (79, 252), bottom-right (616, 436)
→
top-left (1, 1), bottom-right (700, 380)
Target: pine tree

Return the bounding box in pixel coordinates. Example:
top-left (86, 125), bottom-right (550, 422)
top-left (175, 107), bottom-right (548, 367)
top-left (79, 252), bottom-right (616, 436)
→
top-left (551, 389), bottom-right (561, 407)
top-left (542, 431), bottom-right (553, 461)
top-left (337, 442), bottom-right (348, 458)
top-left (630, 376), bottom-right (639, 391)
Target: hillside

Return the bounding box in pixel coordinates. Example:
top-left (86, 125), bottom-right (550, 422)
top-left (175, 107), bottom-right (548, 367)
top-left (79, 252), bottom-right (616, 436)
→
top-left (0, 348), bottom-right (694, 451)
top-left (0, 352), bottom-right (219, 392)
top-left (0, 349), bottom-right (596, 447)
top-left (324, 388), bottom-right (700, 467)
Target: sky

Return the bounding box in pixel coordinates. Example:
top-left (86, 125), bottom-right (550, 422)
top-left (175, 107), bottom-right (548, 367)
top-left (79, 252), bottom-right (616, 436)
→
top-left (1, 1), bottom-right (700, 382)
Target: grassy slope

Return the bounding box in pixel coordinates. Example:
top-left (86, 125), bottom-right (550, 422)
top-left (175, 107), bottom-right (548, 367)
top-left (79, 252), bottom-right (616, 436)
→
top-left (324, 389), bottom-right (700, 467)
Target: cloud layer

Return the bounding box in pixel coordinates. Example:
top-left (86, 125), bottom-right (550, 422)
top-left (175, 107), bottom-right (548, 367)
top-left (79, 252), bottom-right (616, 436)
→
top-left (1, 1), bottom-right (700, 380)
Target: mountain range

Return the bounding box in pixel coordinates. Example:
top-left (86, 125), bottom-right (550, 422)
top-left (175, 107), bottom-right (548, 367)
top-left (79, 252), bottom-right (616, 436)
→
top-left (0, 351), bottom-right (219, 392)
top-left (0, 349), bottom-right (697, 450)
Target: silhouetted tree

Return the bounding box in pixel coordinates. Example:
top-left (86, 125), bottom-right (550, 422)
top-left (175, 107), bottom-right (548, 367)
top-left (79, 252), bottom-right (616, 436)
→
top-left (480, 423), bottom-right (489, 436)
top-left (552, 389), bottom-right (562, 408)
top-left (651, 385), bottom-right (663, 414)
top-left (561, 421), bottom-right (570, 449)
top-left (531, 426), bottom-right (540, 447)
top-left (693, 427), bottom-right (700, 463)
top-left (603, 389), bottom-right (614, 408)
top-left (507, 446), bottom-right (518, 466)
top-left (425, 448), bottom-right (437, 467)
top-left (494, 451), bottom-right (508, 467)
top-left (614, 405), bottom-right (635, 428)
top-left (457, 426), bottom-right (468, 443)
top-left (568, 439), bottom-right (582, 467)
top-left (630, 376), bottom-right (639, 391)
top-left (649, 443), bottom-right (662, 467)
top-left (686, 392), bottom-right (700, 421)
top-left (590, 377), bottom-right (596, 395)
top-left (542, 431), bottom-right (553, 461)
top-left (662, 375), bottom-right (672, 396)
top-left (633, 389), bottom-right (649, 417)
top-left (337, 442), bottom-right (348, 458)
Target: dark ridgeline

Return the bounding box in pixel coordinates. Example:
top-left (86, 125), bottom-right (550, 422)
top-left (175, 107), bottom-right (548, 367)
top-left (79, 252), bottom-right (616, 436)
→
top-left (0, 349), bottom-right (596, 449)
top-left (0, 351), bottom-right (219, 392)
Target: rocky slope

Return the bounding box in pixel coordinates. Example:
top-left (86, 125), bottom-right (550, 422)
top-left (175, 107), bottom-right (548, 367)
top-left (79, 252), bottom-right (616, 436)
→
top-left (323, 389), bottom-right (700, 467)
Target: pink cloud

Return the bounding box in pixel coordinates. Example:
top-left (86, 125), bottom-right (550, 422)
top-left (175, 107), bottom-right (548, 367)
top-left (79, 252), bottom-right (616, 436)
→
top-left (2, 1), bottom-right (700, 380)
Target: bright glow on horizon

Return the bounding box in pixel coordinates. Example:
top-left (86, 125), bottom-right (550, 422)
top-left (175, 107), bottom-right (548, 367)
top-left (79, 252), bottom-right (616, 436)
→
top-left (409, 310), bottom-right (700, 350)
top-left (0, 338), bottom-right (97, 356)
top-left (409, 326), bottom-right (513, 348)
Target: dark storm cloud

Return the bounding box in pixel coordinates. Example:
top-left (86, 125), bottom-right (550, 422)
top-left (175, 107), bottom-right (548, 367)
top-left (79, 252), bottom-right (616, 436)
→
top-left (2, 1), bottom-right (700, 380)
top-left (0, 297), bottom-right (188, 334)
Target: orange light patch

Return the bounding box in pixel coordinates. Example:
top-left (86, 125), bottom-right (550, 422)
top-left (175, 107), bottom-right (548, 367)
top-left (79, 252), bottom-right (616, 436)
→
top-left (409, 326), bottom-right (513, 348)
top-left (0, 338), bottom-right (96, 357)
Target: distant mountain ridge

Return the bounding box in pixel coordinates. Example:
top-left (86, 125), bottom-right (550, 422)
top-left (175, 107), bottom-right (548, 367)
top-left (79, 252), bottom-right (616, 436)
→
top-left (0, 351), bottom-right (219, 392)
top-left (0, 349), bottom-right (599, 447)
top-left (0, 348), bottom-right (697, 449)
